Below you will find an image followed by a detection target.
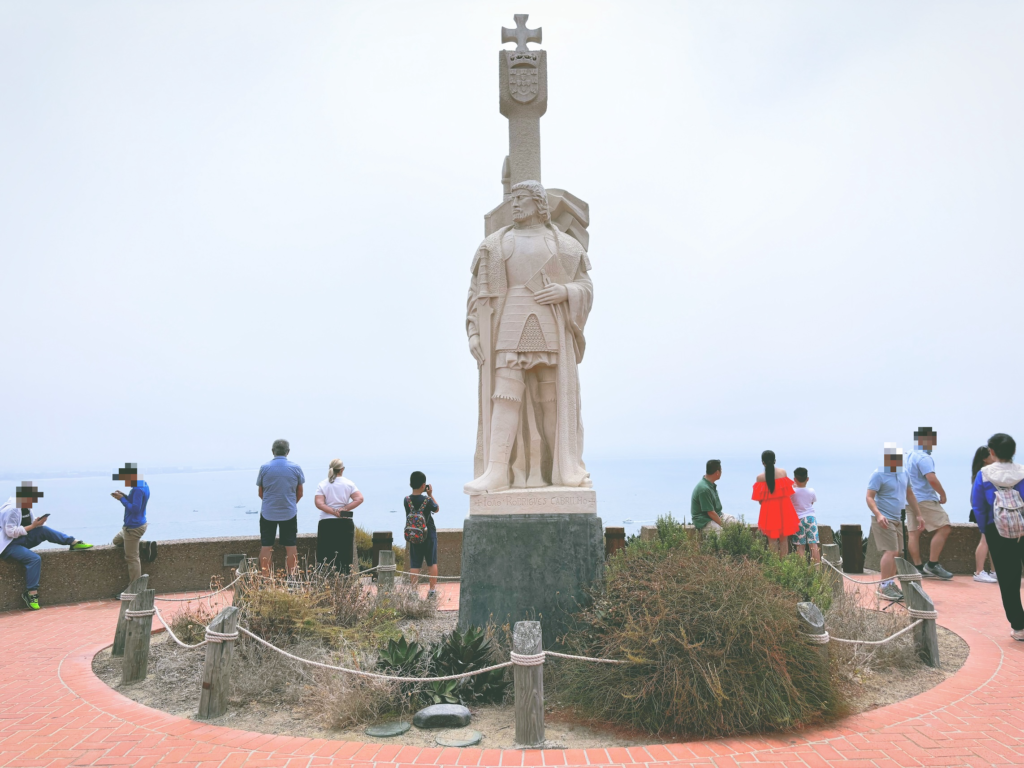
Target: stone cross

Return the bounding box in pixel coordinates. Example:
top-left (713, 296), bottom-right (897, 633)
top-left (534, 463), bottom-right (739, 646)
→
top-left (501, 14), bottom-right (542, 53)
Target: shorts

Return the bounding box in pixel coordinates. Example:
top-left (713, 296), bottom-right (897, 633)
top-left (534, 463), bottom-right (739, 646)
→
top-left (409, 530), bottom-right (437, 569)
top-left (260, 515), bottom-right (298, 547)
top-left (870, 517), bottom-right (904, 554)
top-left (702, 513), bottom-right (738, 533)
top-left (795, 515), bottom-right (819, 546)
top-left (907, 500), bottom-right (950, 532)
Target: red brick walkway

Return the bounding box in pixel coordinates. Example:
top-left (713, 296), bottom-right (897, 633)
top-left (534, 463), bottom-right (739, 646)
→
top-left (2, 577), bottom-right (1022, 768)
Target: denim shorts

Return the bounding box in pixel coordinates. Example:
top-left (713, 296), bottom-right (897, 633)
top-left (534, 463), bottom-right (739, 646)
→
top-left (260, 515), bottom-right (298, 547)
top-left (409, 530), bottom-right (437, 569)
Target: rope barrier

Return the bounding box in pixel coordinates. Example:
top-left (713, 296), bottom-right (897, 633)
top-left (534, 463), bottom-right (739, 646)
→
top-left (907, 608), bottom-right (938, 620)
top-left (124, 608), bottom-right (155, 620)
top-left (821, 558), bottom-right (892, 585)
top-left (509, 652), bottom-right (545, 666)
top-left (898, 571), bottom-right (923, 582)
top-left (803, 631), bottom-right (830, 644)
top-left (544, 650), bottom-right (630, 664)
top-left (151, 603), bottom-right (211, 650)
top-left (395, 570), bottom-right (462, 581)
top-left (205, 628), bottom-right (239, 644)
top-left (119, 592), bottom-right (137, 602)
top-left (152, 573), bottom-right (244, 602)
top-left (828, 619), bottom-right (923, 646)
top-left (377, 564), bottom-right (396, 572)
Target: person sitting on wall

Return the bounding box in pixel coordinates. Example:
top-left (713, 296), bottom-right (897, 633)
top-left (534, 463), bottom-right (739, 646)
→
top-left (0, 482), bottom-right (93, 610)
top-left (110, 462), bottom-right (155, 588)
top-left (257, 439), bottom-right (305, 577)
top-left (690, 459), bottom-right (737, 533)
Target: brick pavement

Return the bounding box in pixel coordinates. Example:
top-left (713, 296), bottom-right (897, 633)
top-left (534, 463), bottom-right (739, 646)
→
top-left (1, 577), bottom-right (1022, 767)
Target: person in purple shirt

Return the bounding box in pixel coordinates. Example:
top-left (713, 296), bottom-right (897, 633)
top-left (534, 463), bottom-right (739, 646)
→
top-left (110, 462), bottom-right (154, 585)
top-left (971, 433), bottom-right (1024, 641)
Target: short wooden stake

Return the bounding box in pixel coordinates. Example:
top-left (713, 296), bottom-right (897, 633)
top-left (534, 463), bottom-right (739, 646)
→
top-left (112, 574), bottom-right (149, 658)
top-left (821, 544), bottom-right (843, 601)
top-left (232, 557), bottom-right (248, 607)
top-left (513, 620), bottom-right (544, 747)
top-left (839, 524), bottom-right (864, 573)
top-left (121, 588), bottom-right (155, 685)
top-left (894, 558), bottom-right (939, 666)
top-left (797, 601), bottom-right (829, 664)
top-left (198, 605), bottom-right (240, 720)
top-left (378, 549), bottom-right (395, 589)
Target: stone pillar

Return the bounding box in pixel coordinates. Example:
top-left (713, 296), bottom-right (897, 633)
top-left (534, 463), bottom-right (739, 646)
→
top-left (499, 47), bottom-right (547, 184)
top-left (371, 531), bottom-right (392, 580)
top-left (605, 527), bottom-right (626, 559)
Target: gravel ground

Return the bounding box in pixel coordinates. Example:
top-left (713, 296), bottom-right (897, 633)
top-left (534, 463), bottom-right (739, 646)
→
top-left (93, 615), bottom-right (969, 748)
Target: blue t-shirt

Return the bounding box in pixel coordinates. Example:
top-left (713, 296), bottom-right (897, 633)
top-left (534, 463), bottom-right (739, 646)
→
top-left (119, 480), bottom-right (150, 529)
top-left (257, 457), bottom-right (305, 521)
top-left (867, 467), bottom-right (909, 522)
top-left (905, 446), bottom-right (939, 503)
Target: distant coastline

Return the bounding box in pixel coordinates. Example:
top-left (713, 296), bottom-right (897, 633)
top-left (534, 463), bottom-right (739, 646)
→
top-left (0, 466), bottom-right (252, 482)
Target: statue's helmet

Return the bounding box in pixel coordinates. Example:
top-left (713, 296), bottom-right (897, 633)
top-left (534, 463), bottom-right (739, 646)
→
top-left (510, 180), bottom-right (550, 223)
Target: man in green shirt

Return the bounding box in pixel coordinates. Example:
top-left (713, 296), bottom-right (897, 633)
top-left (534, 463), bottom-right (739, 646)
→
top-left (691, 460), bottom-right (735, 531)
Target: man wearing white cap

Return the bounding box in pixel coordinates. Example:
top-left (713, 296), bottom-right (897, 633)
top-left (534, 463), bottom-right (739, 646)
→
top-left (866, 444), bottom-right (923, 601)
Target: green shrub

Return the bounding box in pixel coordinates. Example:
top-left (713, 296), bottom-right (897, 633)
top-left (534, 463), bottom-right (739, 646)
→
top-left (428, 626), bottom-right (509, 704)
top-left (556, 542), bottom-right (844, 738)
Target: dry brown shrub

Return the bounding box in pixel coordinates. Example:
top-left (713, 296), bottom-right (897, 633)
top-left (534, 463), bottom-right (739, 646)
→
top-left (824, 583), bottom-right (918, 678)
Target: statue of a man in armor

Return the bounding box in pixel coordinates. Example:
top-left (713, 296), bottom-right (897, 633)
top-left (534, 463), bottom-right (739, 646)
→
top-left (465, 180), bottom-right (593, 493)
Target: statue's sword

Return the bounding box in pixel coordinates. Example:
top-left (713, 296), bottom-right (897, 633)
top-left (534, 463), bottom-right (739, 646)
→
top-left (477, 254), bottom-right (495, 466)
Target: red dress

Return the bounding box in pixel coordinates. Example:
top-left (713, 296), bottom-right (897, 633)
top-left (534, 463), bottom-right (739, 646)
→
top-left (752, 477), bottom-right (799, 539)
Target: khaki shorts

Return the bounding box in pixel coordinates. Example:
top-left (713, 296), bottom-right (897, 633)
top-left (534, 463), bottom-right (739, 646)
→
top-left (906, 500), bottom-right (950, 532)
top-left (870, 517), bottom-right (904, 554)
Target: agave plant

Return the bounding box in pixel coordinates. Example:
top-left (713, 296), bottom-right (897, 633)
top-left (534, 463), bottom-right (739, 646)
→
top-left (377, 636), bottom-right (425, 674)
top-left (421, 679), bottom-right (461, 706)
top-left (428, 626), bottom-right (509, 703)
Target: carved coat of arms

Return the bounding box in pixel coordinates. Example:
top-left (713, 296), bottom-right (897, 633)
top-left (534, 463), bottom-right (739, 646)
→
top-left (508, 69), bottom-right (539, 103)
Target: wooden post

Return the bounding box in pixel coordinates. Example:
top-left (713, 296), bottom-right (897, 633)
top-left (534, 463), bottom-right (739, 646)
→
top-left (604, 527), bottom-right (626, 559)
top-left (821, 543), bottom-right (844, 600)
top-left (797, 601), bottom-right (829, 664)
top-left (232, 557), bottom-right (248, 607)
top-left (840, 524), bottom-right (864, 573)
top-left (112, 574), bottom-right (149, 658)
top-left (121, 588), bottom-right (155, 685)
top-left (198, 605), bottom-right (240, 719)
top-left (378, 549), bottom-right (395, 590)
top-left (894, 557), bottom-right (939, 667)
top-left (371, 531), bottom-right (393, 581)
top-left (513, 620), bottom-right (544, 747)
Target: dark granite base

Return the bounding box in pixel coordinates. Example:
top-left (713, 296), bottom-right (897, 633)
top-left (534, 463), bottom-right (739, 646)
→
top-left (457, 513), bottom-right (605, 647)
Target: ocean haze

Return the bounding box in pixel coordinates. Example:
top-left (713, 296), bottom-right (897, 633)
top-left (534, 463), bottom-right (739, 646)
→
top-left (1, 3), bottom-right (1022, 487)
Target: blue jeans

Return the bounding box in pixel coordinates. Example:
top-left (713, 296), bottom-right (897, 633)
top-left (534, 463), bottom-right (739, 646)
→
top-left (0, 526), bottom-right (77, 590)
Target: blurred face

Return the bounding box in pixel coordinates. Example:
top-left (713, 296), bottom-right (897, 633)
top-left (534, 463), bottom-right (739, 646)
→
top-left (884, 453), bottom-right (903, 472)
top-left (917, 434), bottom-right (937, 450)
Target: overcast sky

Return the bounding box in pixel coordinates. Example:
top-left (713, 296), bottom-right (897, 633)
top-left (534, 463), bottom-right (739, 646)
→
top-left (2, 1), bottom-right (1022, 478)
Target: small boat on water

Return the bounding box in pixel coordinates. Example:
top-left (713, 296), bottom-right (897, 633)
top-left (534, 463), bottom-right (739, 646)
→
top-left (245, 509), bottom-right (258, 515)
top-left (233, 505), bottom-right (245, 508)
top-left (622, 518), bottom-right (634, 524)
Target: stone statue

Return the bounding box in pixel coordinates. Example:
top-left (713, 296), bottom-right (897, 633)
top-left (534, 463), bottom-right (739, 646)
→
top-left (464, 179), bottom-right (593, 493)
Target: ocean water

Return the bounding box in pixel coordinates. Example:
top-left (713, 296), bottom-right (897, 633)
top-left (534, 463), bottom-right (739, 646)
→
top-left (19, 452), bottom-right (979, 550)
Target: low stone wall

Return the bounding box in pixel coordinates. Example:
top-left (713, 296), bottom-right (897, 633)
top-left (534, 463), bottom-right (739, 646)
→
top-left (435, 528), bottom-right (463, 578)
top-left (640, 523), bottom-right (836, 546)
top-left (864, 522), bottom-right (981, 574)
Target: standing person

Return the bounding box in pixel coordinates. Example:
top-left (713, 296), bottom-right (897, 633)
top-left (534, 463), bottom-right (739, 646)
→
top-left (404, 471), bottom-right (440, 599)
top-left (971, 433), bottom-right (1024, 640)
top-left (970, 446), bottom-right (998, 583)
top-left (314, 458), bottom-right (364, 573)
top-left (690, 460), bottom-right (736, 532)
top-left (257, 439), bottom-right (305, 577)
top-left (110, 462), bottom-right (155, 585)
top-left (752, 450), bottom-right (798, 558)
top-left (867, 444), bottom-right (923, 601)
top-left (791, 467), bottom-right (821, 564)
top-left (0, 482), bottom-right (93, 610)
top-left (905, 427), bottom-right (954, 579)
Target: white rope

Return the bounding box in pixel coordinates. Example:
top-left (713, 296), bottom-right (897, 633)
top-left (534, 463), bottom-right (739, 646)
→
top-left (907, 608), bottom-right (938, 620)
top-left (828, 619), bottom-right (923, 645)
top-left (821, 558), bottom-right (892, 585)
top-left (395, 570), bottom-right (462, 581)
top-left (802, 631), bottom-right (831, 644)
top-left (124, 608), bottom-right (155, 619)
top-left (897, 571), bottom-right (923, 582)
top-left (152, 573), bottom-right (244, 602)
top-left (204, 628), bottom-right (239, 644)
top-left (544, 650), bottom-right (630, 664)
top-left (151, 603), bottom-right (210, 650)
top-left (509, 652), bottom-right (545, 666)
top-left (376, 564), bottom-right (396, 572)
top-left (237, 627), bottom-right (513, 681)
top-left (119, 592), bottom-right (137, 602)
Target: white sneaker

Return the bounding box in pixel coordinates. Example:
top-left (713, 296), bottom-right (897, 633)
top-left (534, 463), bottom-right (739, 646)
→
top-left (1011, 629), bottom-right (1024, 641)
top-left (987, 570), bottom-right (1000, 581)
top-left (974, 571), bottom-right (999, 583)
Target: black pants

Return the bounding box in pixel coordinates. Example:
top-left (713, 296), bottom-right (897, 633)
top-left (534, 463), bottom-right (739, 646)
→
top-left (985, 523), bottom-right (1024, 630)
top-left (317, 517), bottom-right (354, 574)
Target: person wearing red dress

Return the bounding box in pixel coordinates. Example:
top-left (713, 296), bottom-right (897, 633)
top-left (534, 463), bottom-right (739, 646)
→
top-left (752, 449), bottom-right (799, 557)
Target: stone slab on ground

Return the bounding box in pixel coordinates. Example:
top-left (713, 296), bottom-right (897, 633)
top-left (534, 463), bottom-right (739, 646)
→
top-left (435, 729), bottom-right (483, 747)
top-left (413, 704), bottom-right (471, 729)
top-left (365, 721), bottom-right (411, 737)
top-left (459, 513), bottom-right (604, 646)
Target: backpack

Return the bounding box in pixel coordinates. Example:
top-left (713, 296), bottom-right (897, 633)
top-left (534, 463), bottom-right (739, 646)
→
top-left (404, 495), bottom-right (429, 545)
top-left (993, 484), bottom-right (1024, 540)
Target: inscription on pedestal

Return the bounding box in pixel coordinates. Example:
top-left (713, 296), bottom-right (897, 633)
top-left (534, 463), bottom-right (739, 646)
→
top-left (468, 487), bottom-right (597, 515)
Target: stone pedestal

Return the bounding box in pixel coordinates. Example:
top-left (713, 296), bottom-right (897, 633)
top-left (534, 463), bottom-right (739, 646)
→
top-left (468, 486), bottom-right (596, 515)
top-left (458, 507), bottom-right (604, 647)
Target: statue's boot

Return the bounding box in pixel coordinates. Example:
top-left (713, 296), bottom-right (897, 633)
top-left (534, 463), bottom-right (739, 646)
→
top-left (464, 395), bottom-right (520, 493)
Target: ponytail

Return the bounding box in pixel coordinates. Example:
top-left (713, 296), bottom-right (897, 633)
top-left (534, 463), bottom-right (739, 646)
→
top-left (328, 458), bottom-right (345, 484)
top-left (971, 446), bottom-right (989, 483)
top-left (762, 450), bottom-right (776, 494)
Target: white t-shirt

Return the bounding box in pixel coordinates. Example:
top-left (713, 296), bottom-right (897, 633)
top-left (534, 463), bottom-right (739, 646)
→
top-left (315, 477), bottom-right (359, 521)
top-left (791, 486), bottom-right (817, 519)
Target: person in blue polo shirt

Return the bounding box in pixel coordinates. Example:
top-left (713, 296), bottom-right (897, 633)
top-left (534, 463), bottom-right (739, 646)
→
top-left (866, 443), bottom-right (922, 601)
top-left (257, 439), bottom-right (305, 576)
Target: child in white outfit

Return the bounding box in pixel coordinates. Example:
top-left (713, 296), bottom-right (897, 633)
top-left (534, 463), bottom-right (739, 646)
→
top-left (791, 467), bottom-right (820, 564)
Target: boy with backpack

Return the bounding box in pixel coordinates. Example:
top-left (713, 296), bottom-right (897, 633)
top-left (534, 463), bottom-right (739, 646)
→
top-left (971, 433), bottom-right (1024, 640)
top-left (404, 471), bottom-right (440, 599)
